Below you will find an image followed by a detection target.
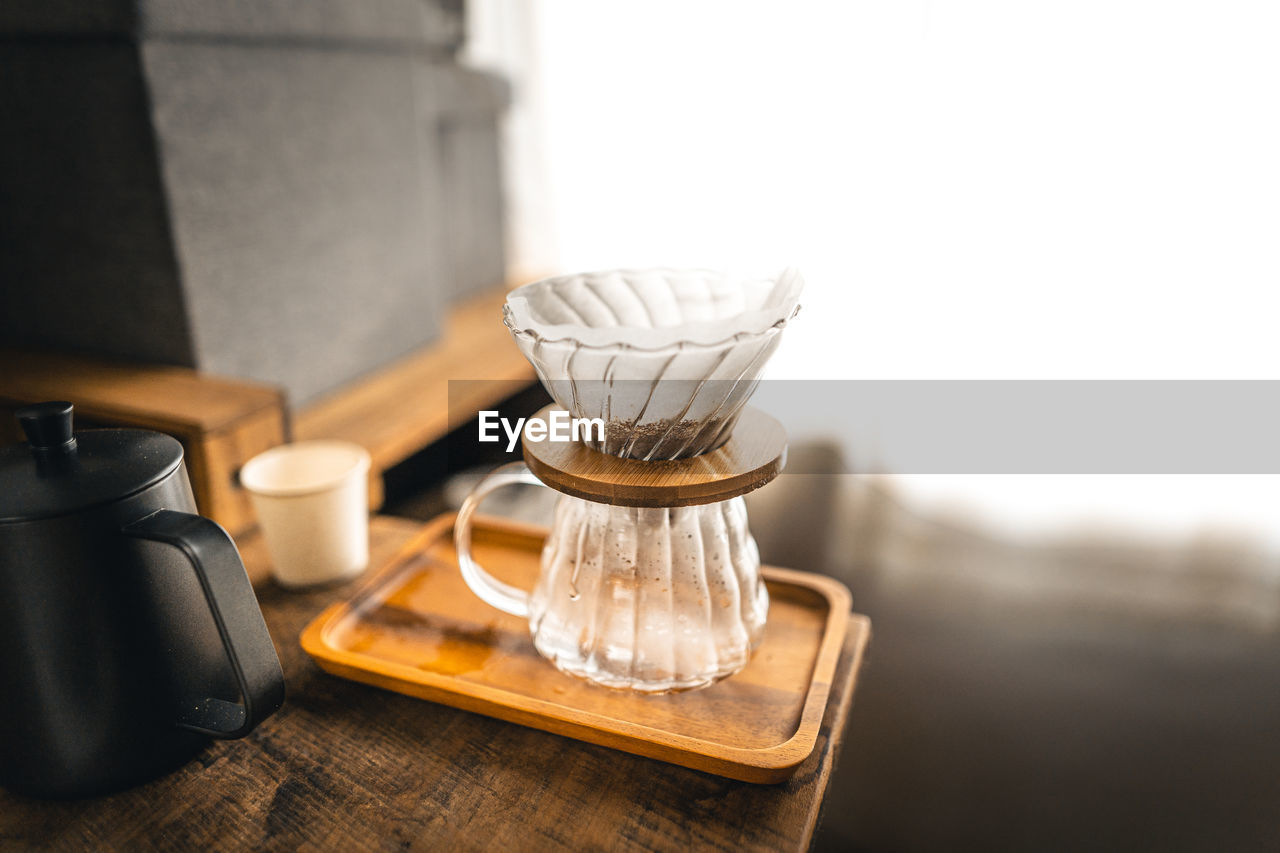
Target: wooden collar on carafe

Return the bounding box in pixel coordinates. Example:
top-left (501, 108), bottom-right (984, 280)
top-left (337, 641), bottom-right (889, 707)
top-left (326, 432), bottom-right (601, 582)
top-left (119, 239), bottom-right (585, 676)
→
top-left (521, 406), bottom-right (787, 508)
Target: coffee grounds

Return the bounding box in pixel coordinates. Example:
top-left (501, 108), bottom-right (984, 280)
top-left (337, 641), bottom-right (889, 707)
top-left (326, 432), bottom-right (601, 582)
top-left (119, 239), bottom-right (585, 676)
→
top-left (597, 417), bottom-right (730, 460)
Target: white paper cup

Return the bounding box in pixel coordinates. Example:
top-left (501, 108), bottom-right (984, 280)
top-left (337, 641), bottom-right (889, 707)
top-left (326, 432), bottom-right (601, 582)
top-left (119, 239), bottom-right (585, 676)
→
top-left (240, 440), bottom-right (371, 588)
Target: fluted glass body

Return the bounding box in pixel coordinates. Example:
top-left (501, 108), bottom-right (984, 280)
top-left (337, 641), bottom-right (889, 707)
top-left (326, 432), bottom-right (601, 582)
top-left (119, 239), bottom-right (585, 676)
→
top-left (529, 494), bottom-right (768, 692)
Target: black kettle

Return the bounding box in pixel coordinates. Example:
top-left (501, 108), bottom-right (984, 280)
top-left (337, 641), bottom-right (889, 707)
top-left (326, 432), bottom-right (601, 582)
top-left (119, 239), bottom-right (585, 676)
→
top-left (0, 401), bottom-right (285, 798)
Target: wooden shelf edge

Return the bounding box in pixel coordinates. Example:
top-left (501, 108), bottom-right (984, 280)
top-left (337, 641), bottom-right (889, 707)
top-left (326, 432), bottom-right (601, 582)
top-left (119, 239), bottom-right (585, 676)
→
top-left (0, 347), bottom-right (286, 435)
top-left (294, 283), bottom-right (536, 475)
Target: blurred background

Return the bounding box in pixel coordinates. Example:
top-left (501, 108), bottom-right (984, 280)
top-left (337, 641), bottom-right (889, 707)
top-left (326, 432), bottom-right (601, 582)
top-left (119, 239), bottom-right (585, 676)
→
top-left (477, 3), bottom-right (1280, 849)
top-left (459, 4), bottom-right (1280, 848)
top-left (4, 1), bottom-right (1280, 849)
top-left (467, 0), bottom-right (1280, 547)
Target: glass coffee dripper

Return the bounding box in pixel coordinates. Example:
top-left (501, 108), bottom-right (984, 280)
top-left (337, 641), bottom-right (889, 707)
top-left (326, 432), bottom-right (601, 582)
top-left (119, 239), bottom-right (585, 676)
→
top-left (504, 268), bottom-right (802, 460)
top-left (455, 268), bottom-right (802, 692)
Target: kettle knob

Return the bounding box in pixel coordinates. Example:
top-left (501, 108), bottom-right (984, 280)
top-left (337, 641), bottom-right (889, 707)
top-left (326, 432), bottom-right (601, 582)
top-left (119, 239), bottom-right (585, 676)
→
top-left (16, 401), bottom-right (77, 454)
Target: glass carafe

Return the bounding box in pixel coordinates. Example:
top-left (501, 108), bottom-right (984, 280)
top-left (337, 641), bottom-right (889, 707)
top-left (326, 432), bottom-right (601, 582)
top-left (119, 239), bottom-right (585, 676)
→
top-left (455, 463), bottom-right (767, 692)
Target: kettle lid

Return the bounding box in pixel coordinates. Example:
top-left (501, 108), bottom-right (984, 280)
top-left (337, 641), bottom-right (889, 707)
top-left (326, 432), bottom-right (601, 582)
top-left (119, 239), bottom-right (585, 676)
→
top-left (0, 401), bottom-right (185, 524)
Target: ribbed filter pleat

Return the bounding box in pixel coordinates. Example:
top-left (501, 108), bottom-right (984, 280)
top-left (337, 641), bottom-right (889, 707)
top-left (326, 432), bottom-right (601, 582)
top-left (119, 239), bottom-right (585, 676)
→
top-left (564, 345), bottom-right (583, 417)
top-left (616, 348), bottom-right (680, 458)
top-left (640, 344), bottom-right (734, 462)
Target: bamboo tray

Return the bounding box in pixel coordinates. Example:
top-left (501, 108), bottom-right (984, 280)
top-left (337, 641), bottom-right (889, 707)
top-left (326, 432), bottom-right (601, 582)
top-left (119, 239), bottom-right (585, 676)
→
top-left (300, 513), bottom-right (868, 783)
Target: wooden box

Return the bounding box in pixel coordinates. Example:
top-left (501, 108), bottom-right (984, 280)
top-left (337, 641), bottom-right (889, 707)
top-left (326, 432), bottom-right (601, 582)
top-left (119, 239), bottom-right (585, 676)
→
top-left (0, 348), bottom-right (288, 537)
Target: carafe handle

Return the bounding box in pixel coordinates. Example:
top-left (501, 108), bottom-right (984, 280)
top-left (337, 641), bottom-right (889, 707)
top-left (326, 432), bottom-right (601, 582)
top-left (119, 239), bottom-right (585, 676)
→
top-left (454, 461), bottom-right (544, 619)
top-left (124, 510), bottom-right (286, 738)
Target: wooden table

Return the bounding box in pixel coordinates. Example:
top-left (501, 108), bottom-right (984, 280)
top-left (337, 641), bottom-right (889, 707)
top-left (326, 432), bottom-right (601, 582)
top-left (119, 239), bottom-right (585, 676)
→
top-left (0, 516), bottom-right (865, 852)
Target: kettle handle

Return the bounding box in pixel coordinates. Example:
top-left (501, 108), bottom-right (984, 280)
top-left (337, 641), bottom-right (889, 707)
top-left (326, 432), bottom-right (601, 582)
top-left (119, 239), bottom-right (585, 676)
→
top-left (123, 510), bottom-right (286, 739)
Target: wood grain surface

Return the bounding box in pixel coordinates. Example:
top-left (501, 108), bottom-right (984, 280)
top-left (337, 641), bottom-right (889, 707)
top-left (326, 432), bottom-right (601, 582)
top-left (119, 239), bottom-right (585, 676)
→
top-left (0, 348), bottom-right (285, 435)
top-left (0, 514), bottom-right (868, 852)
top-left (523, 406), bottom-right (788, 507)
top-left (301, 514), bottom-right (863, 783)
